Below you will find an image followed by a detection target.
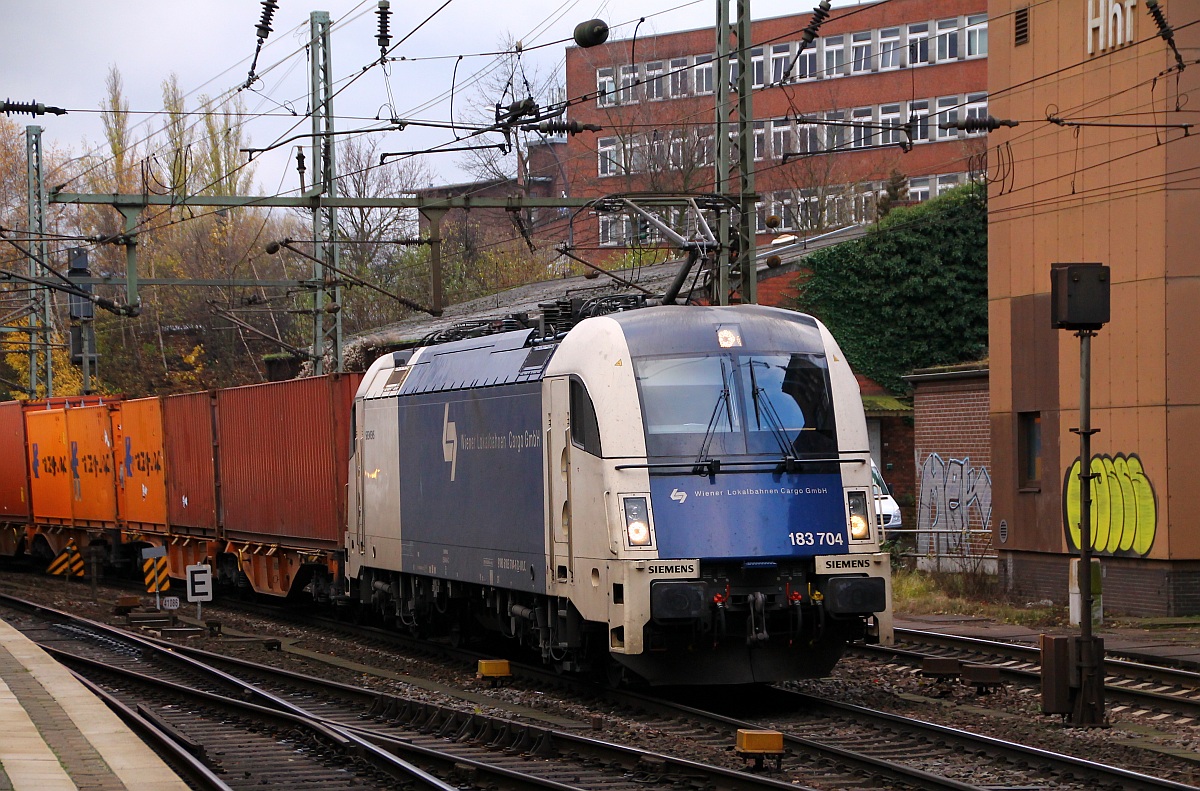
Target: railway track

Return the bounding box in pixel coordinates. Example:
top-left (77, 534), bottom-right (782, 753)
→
top-left (6, 590), bottom-right (1194, 790)
top-left (858, 626), bottom-right (1200, 722)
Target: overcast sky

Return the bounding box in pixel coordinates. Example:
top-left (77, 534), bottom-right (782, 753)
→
top-left (2, 0), bottom-right (857, 193)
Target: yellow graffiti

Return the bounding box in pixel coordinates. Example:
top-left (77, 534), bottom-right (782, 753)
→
top-left (1063, 453), bottom-right (1156, 556)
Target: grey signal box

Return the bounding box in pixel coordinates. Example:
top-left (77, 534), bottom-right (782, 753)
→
top-left (1051, 263), bottom-right (1110, 330)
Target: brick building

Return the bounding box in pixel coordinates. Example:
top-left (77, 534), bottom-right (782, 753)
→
top-left (563, 0), bottom-right (989, 250)
top-left (988, 0), bottom-right (1200, 615)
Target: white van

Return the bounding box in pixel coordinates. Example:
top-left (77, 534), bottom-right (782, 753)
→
top-left (872, 463), bottom-right (902, 539)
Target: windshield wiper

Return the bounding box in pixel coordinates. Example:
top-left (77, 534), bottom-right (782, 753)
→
top-left (694, 358), bottom-right (732, 476)
top-left (747, 360), bottom-right (801, 472)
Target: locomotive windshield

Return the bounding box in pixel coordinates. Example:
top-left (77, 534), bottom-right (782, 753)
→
top-left (633, 351), bottom-right (837, 458)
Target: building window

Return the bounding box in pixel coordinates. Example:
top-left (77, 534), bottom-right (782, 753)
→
top-left (599, 214), bottom-right (620, 246)
top-left (936, 96), bottom-right (960, 139)
top-left (879, 104), bottom-right (902, 145)
top-left (908, 177), bottom-right (930, 202)
top-left (964, 92), bottom-right (988, 134)
top-left (907, 23), bottom-right (930, 66)
top-left (648, 132), bottom-right (667, 168)
top-left (852, 107), bottom-right (873, 148)
top-left (598, 137), bottom-right (619, 176)
top-left (771, 118), bottom-right (792, 159)
top-left (755, 201), bottom-right (768, 233)
top-left (697, 129), bottom-right (715, 166)
top-left (966, 14), bottom-right (988, 57)
top-left (645, 61), bottom-right (664, 100)
top-left (799, 189), bottom-right (819, 229)
top-left (781, 196), bottom-right (796, 230)
top-left (1018, 411), bottom-right (1042, 489)
top-left (797, 122), bottom-right (820, 153)
top-left (826, 110), bottom-right (846, 150)
top-left (669, 57), bottom-right (690, 97)
top-left (823, 35), bottom-right (846, 77)
top-left (694, 54), bottom-right (714, 94)
top-left (852, 31), bottom-right (873, 73)
top-left (937, 173), bottom-right (960, 195)
top-left (628, 135), bottom-right (647, 172)
top-left (908, 99), bottom-right (930, 142)
top-left (753, 120), bottom-right (767, 160)
top-left (597, 68), bottom-right (616, 107)
top-left (668, 132), bottom-right (684, 170)
top-left (936, 18), bottom-right (960, 62)
top-left (771, 43), bottom-right (791, 83)
top-left (750, 47), bottom-right (765, 88)
top-left (795, 47), bottom-right (817, 80)
top-left (618, 65), bottom-right (638, 104)
top-left (879, 27), bottom-right (901, 69)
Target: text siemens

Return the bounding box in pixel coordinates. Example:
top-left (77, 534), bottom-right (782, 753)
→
top-left (648, 563), bottom-right (696, 574)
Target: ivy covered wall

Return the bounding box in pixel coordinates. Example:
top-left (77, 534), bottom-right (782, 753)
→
top-left (792, 182), bottom-right (988, 393)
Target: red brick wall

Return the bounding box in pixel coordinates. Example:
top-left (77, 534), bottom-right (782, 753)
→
top-left (911, 371), bottom-right (991, 553)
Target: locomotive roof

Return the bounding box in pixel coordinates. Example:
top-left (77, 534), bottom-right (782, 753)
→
top-left (392, 304), bottom-right (828, 396)
top-left (604, 304), bottom-right (826, 357)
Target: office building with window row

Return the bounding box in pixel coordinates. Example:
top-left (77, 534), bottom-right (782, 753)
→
top-left (564, 0), bottom-right (988, 249)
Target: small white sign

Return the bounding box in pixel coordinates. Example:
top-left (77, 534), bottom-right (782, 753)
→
top-left (141, 545), bottom-right (167, 559)
top-left (186, 564), bottom-right (214, 603)
top-left (161, 596), bottom-right (181, 610)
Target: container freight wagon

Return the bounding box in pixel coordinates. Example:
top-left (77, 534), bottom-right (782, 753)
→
top-left (213, 373), bottom-right (360, 597)
top-left (0, 377), bottom-right (357, 597)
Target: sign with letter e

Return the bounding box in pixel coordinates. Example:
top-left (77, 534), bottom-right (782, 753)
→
top-left (186, 564), bottom-right (214, 603)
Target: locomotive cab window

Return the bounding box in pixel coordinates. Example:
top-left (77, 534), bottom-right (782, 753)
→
top-left (737, 353), bottom-right (837, 455)
top-left (634, 354), bottom-right (745, 457)
top-left (569, 377), bottom-right (602, 456)
top-left (633, 351), bottom-right (836, 459)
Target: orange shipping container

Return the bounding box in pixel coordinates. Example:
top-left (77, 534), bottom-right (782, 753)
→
top-left (63, 405), bottom-right (119, 526)
top-left (26, 409), bottom-right (72, 524)
top-left (112, 398), bottom-right (167, 532)
top-left (0, 401), bottom-right (30, 523)
top-left (163, 392), bottom-right (218, 535)
top-left (216, 374), bottom-right (359, 548)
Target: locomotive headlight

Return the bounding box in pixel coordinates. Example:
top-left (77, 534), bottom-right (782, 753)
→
top-left (623, 496), bottom-right (653, 547)
top-left (716, 324), bottom-right (743, 348)
top-left (847, 491), bottom-right (871, 540)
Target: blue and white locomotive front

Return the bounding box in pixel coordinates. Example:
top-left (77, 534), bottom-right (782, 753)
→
top-left (550, 304), bottom-right (892, 685)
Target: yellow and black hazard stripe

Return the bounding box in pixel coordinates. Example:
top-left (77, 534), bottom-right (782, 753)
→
top-left (48, 542), bottom-right (85, 577)
top-left (143, 556), bottom-right (170, 592)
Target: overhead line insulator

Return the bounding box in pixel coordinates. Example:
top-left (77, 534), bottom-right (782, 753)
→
top-left (376, 1), bottom-right (392, 56)
top-left (2, 100), bottom-right (67, 117)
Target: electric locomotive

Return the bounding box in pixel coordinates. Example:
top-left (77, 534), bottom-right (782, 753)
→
top-left (347, 301), bottom-right (892, 685)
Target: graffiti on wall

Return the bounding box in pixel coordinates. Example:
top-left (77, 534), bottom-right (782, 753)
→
top-left (1062, 453), bottom-right (1157, 556)
top-left (916, 454), bottom-right (993, 557)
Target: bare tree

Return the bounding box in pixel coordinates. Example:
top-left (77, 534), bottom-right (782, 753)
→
top-left (335, 135), bottom-right (433, 333)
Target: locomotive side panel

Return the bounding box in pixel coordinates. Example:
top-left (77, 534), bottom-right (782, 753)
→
top-left (0, 401), bottom-right (30, 525)
top-left (353, 394), bottom-right (403, 570)
top-left (397, 384), bottom-right (547, 594)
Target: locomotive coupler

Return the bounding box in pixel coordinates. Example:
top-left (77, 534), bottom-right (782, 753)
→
top-left (746, 591), bottom-right (769, 645)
